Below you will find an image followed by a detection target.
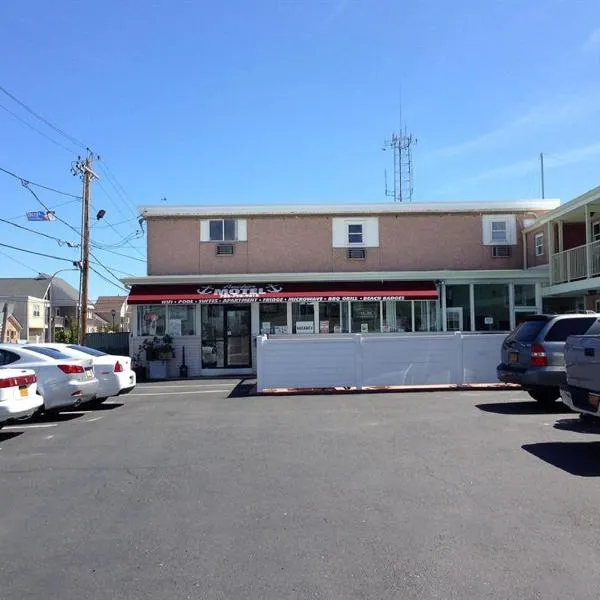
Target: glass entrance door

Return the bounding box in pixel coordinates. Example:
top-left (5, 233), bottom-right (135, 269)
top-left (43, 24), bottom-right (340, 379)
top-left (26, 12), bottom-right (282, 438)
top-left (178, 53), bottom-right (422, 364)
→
top-left (225, 306), bottom-right (252, 367)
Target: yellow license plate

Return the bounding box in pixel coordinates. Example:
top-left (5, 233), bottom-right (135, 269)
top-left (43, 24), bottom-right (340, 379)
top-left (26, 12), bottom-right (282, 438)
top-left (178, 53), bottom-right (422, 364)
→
top-left (509, 352), bottom-right (518, 363)
top-left (19, 386), bottom-right (28, 397)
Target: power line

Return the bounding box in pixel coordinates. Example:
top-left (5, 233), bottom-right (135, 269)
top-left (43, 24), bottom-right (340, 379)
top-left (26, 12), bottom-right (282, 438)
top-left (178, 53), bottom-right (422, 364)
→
top-left (90, 265), bottom-right (128, 293)
top-left (0, 102), bottom-right (78, 155)
top-left (0, 165), bottom-right (82, 198)
top-left (88, 245), bottom-right (146, 263)
top-left (6, 199), bottom-right (80, 221)
top-left (0, 241), bottom-right (79, 264)
top-left (0, 250), bottom-right (40, 274)
top-left (0, 84), bottom-right (88, 151)
top-left (97, 161), bottom-right (139, 219)
top-left (0, 217), bottom-right (80, 247)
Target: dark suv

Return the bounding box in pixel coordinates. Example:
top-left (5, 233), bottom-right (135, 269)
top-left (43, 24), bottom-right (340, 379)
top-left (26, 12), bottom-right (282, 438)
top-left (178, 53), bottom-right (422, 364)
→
top-left (497, 313), bottom-right (600, 405)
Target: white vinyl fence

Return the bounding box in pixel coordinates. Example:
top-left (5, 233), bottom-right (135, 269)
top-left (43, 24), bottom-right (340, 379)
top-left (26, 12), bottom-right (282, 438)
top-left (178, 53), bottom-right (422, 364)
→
top-left (256, 332), bottom-right (506, 392)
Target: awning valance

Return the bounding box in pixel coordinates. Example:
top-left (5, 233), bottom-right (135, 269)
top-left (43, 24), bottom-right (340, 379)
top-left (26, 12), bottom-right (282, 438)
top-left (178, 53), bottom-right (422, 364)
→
top-left (127, 281), bottom-right (438, 305)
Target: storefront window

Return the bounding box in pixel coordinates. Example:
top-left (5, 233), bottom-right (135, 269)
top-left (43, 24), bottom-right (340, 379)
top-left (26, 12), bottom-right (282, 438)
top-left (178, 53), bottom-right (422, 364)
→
top-left (137, 305), bottom-right (166, 336)
top-left (319, 302), bottom-right (346, 333)
top-left (415, 301), bottom-right (439, 332)
top-left (201, 305), bottom-right (224, 368)
top-left (167, 305), bottom-right (196, 336)
top-left (350, 301), bottom-right (380, 333)
top-left (292, 303), bottom-right (315, 334)
top-left (514, 284), bottom-right (536, 307)
top-left (259, 303), bottom-right (288, 334)
top-left (383, 300), bottom-right (412, 332)
top-left (474, 284), bottom-right (510, 331)
top-left (446, 285), bottom-right (471, 331)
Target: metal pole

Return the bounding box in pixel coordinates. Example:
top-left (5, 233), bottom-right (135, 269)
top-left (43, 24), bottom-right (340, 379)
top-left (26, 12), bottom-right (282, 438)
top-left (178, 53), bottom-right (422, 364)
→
top-left (79, 158), bottom-right (92, 345)
top-left (540, 152), bottom-right (545, 199)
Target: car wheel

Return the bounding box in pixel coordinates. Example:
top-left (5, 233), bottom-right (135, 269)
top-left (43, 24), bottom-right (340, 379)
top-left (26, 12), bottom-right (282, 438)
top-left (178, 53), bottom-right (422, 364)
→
top-left (527, 388), bottom-right (560, 405)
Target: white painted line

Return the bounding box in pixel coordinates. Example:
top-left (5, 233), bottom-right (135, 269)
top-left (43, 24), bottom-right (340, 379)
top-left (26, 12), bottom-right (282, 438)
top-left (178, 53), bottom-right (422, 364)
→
top-left (134, 384), bottom-right (236, 390)
top-left (128, 390), bottom-right (233, 397)
top-left (3, 423), bottom-right (58, 430)
top-left (85, 416), bottom-right (103, 422)
top-left (45, 434), bottom-right (54, 440)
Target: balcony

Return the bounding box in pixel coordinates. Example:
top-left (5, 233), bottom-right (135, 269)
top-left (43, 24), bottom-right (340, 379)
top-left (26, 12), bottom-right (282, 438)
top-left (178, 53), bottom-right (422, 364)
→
top-left (551, 240), bottom-right (600, 284)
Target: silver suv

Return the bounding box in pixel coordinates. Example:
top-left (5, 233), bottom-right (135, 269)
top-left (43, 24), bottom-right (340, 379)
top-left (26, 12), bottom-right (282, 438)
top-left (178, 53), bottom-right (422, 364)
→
top-left (497, 314), bottom-right (600, 405)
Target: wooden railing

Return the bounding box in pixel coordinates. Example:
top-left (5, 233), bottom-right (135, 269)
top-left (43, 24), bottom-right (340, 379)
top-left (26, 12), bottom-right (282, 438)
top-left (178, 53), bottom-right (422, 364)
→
top-left (551, 240), bottom-right (600, 284)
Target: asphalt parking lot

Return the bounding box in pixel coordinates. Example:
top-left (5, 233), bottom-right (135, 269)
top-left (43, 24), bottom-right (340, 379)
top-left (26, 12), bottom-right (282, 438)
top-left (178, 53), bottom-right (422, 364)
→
top-left (1, 381), bottom-right (600, 599)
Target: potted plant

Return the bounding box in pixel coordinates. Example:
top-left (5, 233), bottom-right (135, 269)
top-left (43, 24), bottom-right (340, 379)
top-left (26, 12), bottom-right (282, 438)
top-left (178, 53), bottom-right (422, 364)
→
top-left (142, 335), bottom-right (175, 379)
top-left (131, 344), bottom-right (147, 383)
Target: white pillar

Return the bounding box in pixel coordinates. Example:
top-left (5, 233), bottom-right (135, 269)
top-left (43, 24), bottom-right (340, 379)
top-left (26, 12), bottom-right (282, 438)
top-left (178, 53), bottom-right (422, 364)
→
top-left (585, 203), bottom-right (592, 278)
top-left (441, 281), bottom-right (447, 332)
top-left (469, 284), bottom-right (476, 332)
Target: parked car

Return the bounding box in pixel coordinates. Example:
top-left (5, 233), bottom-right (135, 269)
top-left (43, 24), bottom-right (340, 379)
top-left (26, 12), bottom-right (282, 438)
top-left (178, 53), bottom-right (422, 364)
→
top-left (34, 344), bottom-right (136, 403)
top-left (0, 368), bottom-right (43, 427)
top-left (0, 344), bottom-right (99, 412)
top-left (560, 334), bottom-right (600, 419)
top-left (497, 313), bottom-right (600, 405)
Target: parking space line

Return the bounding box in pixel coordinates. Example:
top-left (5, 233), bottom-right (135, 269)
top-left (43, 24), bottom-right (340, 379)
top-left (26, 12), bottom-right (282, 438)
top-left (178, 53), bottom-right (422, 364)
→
top-left (85, 417), bottom-right (103, 422)
top-left (129, 390), bottom-right (233, 397)
top-left (134, 384), bottom-right (236, 390)
top-left (3, 423), bottom-right (58, 430)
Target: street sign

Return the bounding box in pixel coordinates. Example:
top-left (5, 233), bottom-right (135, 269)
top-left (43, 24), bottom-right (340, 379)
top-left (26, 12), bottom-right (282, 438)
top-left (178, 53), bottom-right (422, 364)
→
top-left (26, 210), bottom-right (56, 222)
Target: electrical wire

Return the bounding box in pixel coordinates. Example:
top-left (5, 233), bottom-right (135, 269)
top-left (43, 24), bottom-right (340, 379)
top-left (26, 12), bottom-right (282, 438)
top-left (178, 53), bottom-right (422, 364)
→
top-left (89, 265), bottom-right (129, 293)
top-left (0, 241), bottom-right (78, 263)
top-left (0, 250), bottom-right (40, 274)
top-left (6, 199), bottom-right (80, 221)
top-left (97, 161), bottom-right (139, 220)
top-left (88, 245), bottom-right (146, 263)
top-left (0, 84), bottom-right (88, 151)
top-left (0, 165), bottom-right (82, 198)
top-left (0, 217), bottom-right (80, 247)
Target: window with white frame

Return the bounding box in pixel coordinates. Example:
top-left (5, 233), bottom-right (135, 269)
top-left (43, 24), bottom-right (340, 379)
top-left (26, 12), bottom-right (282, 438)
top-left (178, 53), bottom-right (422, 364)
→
top-left (593, 222), bottom-right (600, 242)
top-left (491, 220), bottom-right (507, 243)
top-left (535, 232), bottom-right (544, 256)
top-left (347, 223), bottom-right (364, 245)
top-left (32, 304), bottom-right (41, 317)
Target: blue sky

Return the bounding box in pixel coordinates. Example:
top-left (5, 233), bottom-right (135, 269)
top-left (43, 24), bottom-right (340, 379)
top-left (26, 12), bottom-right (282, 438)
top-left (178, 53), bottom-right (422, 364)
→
top-left (0, 0), bottom-right (599, 298)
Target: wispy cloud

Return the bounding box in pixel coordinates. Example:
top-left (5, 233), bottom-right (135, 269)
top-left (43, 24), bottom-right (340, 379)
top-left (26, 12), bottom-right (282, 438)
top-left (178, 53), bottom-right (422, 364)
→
top-left (431, 90), bottom-right (600, 160)
top-left (446, 142), bottom-right (600, 188)
top-left (583, 26), bottom-right (600, 51)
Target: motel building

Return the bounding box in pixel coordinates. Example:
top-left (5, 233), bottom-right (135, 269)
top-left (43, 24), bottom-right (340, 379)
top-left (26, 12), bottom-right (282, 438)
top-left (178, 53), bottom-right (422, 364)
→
top-left (124, 187), bottom-right (600, 377)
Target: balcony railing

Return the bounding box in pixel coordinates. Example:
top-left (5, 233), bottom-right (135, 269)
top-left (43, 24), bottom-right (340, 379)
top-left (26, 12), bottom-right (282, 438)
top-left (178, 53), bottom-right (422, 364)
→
top-left (551, 239), bottom-right (600, 284)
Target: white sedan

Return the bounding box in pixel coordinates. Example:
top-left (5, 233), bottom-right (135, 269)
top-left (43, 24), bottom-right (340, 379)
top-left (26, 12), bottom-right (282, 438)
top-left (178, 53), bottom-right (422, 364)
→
top-left (37, 344), bottom-right (136, 402)
top-left (0, 368), bottom-right (43, 426)
top-left (0, 344), bottom-right (99, 412)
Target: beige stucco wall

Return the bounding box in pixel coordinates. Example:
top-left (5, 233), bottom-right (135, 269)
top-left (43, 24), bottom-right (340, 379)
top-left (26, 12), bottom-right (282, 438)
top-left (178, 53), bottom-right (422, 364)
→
top-left (147, 212), bottom-right (535, 276)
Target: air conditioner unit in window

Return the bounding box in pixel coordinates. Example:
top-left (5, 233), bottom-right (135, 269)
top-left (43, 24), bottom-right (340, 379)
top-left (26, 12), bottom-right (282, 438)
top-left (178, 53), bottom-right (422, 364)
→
top-left (347, 248), bottom-right (366, 259)
top-left (216, 244), bottom-right (234, 256)
top-left (492, 245), bottom-right (511, 258)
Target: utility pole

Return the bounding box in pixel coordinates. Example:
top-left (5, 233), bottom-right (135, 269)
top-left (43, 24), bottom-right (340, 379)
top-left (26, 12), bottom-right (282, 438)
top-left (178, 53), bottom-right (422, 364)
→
top-left (72, 152), bottom-right (98, 345)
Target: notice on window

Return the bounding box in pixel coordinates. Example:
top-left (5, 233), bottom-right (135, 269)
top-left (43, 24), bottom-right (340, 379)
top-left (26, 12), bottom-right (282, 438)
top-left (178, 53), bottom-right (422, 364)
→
top-left (168, 319), bottom-right (182, 337)
top-left (319, 321), bottom-right (329, 334)
top-left (261, 322), bottom-right (271, 334)
top-left (295, 321), bottom-right (314, 334)
top-left (273, 325), bottom-right (289, 334)
top-left (360, 323), bottom-right (369, 333)
top-left (484, 317), bottom-right (494, 325)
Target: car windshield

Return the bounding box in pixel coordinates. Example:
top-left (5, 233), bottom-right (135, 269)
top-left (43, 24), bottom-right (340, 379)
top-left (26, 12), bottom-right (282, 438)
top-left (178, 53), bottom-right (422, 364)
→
top-left (510, 319), bottom-right (548, 343)
top-left (67, 345), bottom-right (107, 357)
top-left (26, 346), bottom-right (73, 360)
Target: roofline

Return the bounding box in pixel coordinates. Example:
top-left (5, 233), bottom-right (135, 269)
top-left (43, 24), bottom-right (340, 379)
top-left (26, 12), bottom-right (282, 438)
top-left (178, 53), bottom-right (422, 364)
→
top-left (524, 185), bottom-right (600, 233)
top-left (122, 269), bottom-right (549, 287)
top-left (140, 200), bottom-right (560, 219)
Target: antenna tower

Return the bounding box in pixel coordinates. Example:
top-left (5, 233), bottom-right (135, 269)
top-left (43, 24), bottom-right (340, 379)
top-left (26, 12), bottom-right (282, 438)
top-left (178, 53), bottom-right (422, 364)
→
top-left (383, 128), bottom-right (416, 203)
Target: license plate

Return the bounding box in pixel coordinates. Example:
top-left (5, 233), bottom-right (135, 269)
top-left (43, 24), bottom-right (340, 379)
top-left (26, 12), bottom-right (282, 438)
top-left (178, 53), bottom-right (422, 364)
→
top-left (509, 352), bottom-right (519, 363)
top-left (19, 386), bottom-right (28, 397)
top-left (85, 370), bottom-right (93, 379)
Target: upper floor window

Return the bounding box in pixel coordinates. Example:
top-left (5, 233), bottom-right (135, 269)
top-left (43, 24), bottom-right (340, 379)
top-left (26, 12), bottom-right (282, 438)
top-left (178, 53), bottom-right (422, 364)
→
top-left (482, 214), bottom-right (516, 246)
top-left (535, 232), bottom-right (544, 256)
top-left (32, 304), bottom-right (41, 317)
top-left (347, 223), bottom-right (364, 245)
top-left (210, 219), bottom-right (237, 242)
top-left (201, 218), bottom-right (247, 242)
top-left (491, 221), bottom-right (507, 243)
top-left (593, 222), bottom-right (600, 242)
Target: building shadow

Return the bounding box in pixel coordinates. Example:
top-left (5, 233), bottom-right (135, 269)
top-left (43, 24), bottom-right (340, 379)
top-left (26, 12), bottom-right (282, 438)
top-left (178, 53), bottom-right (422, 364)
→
top-left (476, 401), bottom-right (573, 415)
top-left (522, 442), bottom-right (600, 477)
top-left (0, 431), bottom-right (24, 442)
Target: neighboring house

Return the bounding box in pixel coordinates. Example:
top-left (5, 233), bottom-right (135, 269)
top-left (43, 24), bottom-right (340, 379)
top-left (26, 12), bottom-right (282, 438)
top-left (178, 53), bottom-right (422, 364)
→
top-left (523, 184), bottom-right (600, 312)
top-left (124, 198), bottom-right (560, 376)
top-left (0, 278), bottom-right (50, 341)
top-left (94, 295), bottom-right (132, 331)
top-left (2, 314), bottom-right (23, 343)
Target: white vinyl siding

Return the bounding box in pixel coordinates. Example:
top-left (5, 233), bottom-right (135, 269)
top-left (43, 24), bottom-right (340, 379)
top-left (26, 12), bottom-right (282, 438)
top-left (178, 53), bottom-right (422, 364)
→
top-left (200, 218), bottom-right (247, 242)
top-left (482, 214), bottom-right (517, 246)
top-left (332, 217), bottom-right (379, 248)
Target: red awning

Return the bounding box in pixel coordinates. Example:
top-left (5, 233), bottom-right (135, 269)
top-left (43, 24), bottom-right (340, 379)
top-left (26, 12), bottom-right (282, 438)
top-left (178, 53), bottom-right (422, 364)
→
top-left (127, 281), bottom-right (438, 304)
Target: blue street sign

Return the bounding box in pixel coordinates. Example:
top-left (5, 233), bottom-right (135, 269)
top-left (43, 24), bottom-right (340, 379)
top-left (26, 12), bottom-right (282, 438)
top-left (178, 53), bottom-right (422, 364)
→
top-left (26, 211), bottom-right (55, 222)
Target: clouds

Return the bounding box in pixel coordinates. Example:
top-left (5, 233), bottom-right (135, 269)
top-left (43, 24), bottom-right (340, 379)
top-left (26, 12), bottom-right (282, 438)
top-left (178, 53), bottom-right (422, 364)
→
top-left (583, 26), bottom-right (600, 51)
top-left (431, 90), bottom-right (600, 160)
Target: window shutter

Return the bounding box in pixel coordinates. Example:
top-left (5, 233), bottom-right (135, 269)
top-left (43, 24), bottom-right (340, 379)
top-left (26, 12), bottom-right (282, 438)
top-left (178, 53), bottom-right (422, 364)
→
top-left (237, 219), bottom-right (247, 242)
top-left (200, 220), bottom-right (210, 242)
